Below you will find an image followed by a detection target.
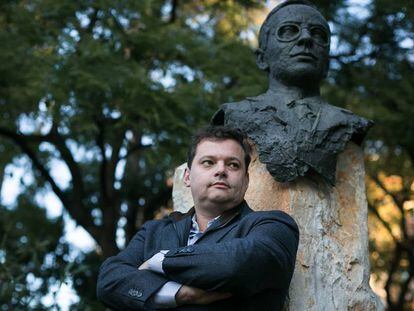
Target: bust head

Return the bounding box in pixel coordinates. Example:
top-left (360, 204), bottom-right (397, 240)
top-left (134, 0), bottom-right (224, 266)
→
top-left (256, 0), bottom-right (330, 89)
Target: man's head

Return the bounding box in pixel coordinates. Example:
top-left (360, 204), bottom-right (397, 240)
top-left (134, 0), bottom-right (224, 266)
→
top-left (256, 0), bottom-right (330, 87)
top-left (184, 126), bottom-right (251, 212)
top-left (187, 126), bottom-right (251, 172)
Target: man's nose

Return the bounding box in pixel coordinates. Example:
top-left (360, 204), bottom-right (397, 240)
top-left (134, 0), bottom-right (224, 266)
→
top-left (214, 162), bottom-right (228, 177)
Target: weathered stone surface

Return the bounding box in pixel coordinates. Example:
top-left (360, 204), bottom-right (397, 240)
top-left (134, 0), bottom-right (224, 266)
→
top-left (172, 143), bottom-right (383, 310)
top-left (172, 164), bottom-right (193, 214)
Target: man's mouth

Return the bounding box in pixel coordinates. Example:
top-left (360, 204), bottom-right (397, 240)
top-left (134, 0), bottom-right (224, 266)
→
top-left (210, 182), bottom-right (230, 189)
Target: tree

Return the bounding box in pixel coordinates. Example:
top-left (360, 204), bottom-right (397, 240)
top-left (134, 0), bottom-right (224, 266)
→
top-left (0, 0), bottom-right (266, 258)
top-left (314, 0), bottom-right (414, 308)
top-left (2, 0), bottom-right (413, 308)
top-left (0, 0), bottom-right (267, 307)
top-left (0, 193), bottom-right (69, 309)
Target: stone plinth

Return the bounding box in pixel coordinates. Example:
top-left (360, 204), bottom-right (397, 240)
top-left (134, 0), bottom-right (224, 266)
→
top-left (172, 143), bottom-right (383, 310)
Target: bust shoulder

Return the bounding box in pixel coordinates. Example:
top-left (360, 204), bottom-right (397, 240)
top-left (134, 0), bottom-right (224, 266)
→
top-left (319, 102), bottom-right (373, 142)
top-left (211, 98), bottom-right (256, 125)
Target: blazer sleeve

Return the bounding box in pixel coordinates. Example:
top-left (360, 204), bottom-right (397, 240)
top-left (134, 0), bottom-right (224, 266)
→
top-left (96, 222), bottom-right (170, 310)
top-left (162, 211), bottom-right (299, 296)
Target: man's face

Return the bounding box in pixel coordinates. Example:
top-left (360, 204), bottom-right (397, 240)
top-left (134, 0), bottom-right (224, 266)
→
top-left (184, 139), bottom-right (249, 211)
top-left (262, 4), bottom-right (330, 86)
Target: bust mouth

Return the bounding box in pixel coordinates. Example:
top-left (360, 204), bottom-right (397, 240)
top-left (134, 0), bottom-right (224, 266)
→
top-left (290, 52), bottom-right (317, 61)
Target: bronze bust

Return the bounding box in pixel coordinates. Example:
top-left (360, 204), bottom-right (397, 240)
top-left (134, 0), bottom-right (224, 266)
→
top-left (212, 0), bottom-right (372, 185)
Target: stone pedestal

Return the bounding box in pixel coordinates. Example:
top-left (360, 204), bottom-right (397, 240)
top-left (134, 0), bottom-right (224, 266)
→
top-left (173, 143), bottom-right (383, 310)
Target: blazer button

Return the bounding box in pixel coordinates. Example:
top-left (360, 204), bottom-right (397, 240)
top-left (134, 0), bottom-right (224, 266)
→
top-left (128, 288), bottom-right (143, 298)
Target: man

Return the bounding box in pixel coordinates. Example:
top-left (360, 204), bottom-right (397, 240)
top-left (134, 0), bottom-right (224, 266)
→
top-left (97, 126), bottom-right (299, 310)
top-left (212, 0), bottom-right (373, 186)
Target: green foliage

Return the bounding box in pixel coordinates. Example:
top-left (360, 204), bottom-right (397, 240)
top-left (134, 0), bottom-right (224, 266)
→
top-left (1, 0), bottom-right (413, 308)
top-left (0, 0), bottom-right (266, 307)
top-left (321, 0), bottom-right (414, 155)
top-left (315, 0), bottom-right (414, 308)
top-left (70, 251), bottom-right (106, 310)
top-left (0, 195), bottom-right (69, 309)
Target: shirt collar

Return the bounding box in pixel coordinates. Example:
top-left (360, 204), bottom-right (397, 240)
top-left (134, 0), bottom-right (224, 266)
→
top-left (191, 214), bottom-right (220, 234)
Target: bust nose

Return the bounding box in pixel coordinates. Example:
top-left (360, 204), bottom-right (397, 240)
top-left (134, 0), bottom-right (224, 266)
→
top-left (297, 28), bottom-right (313, 47)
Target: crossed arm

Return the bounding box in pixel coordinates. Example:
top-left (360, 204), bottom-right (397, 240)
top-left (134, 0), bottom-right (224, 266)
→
top-left (97, 213), bottom-right (299, 310)
top-left (96, 223), bottom-right (228, 310)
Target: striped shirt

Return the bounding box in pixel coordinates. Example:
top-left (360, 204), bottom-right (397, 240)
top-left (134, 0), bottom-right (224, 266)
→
top-left (187, 215), bottom-right (220, 245)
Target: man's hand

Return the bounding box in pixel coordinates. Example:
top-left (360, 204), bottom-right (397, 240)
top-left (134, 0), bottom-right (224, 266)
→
top-left (138, 260), bottom-right (149, 270)
top-left (138, 251), bottom-right (168, 273)
top-left (175, 285), bottom-right (232, 306)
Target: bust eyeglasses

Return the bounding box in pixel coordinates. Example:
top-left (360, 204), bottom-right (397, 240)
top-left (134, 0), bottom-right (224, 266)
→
top-left (276, 23), bottom-right (330, 47)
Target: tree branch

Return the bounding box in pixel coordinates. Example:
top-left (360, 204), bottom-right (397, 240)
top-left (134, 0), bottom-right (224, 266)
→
top-left (370, 174), bottom-right (404, 207)
top-left (369, 173), bottom-right (411, 242)
top-left (396, 266), bottom-right (413, 309)
top-left (95, 118), bottom-right (109, 202)
top-left (0, 128), bottom-right (66, 200)
top-left (385, 243), bottom-right (402, 309)
top-left (125, 202), bottom-right (139, 244)
top-left (330, 49), bottom-right (380, 65)
top-left (107, 127), bottom-right (125, 188)
top-left (94, 118), bottom-right (120, 255)
top-left (86, 8), bottom-right (99, 33)
top-left (49, 124), bottom-right (86, 205)
top-left (169, 0), bottom-right (179, 23)
top-left (368, 202), bottom-right (399, 244)
top-left (0, 126), bottom-right (99, 242)
top-left (368, 173), bottom-right (414, 308)
top-left (0, 127), bottom-right (54, 144)
top-left (120, 143), bottom-right (152, 161)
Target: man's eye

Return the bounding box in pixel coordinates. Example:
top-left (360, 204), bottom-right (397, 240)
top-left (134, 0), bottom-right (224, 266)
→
top-left (228, 162), bottom-right (240, 169)
top-left (201, 160), bottom-right (214, 166)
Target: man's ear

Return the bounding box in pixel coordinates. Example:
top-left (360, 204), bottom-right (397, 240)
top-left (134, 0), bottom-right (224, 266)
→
top-left (183, 167), bottom-right (191, 188)
top-left (255, 48), bottom-right (269, 71)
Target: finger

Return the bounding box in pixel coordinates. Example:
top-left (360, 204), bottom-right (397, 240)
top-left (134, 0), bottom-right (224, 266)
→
top-left (211, 292), bottom-right (231, 299)
top-left (138, 261), bottom-right (148, 270)
top-left (201, 292), bottom-right (232, 304)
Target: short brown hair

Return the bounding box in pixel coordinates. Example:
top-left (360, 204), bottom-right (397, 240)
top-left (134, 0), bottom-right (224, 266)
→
top-left (187, 126), bottom-right (251, 172)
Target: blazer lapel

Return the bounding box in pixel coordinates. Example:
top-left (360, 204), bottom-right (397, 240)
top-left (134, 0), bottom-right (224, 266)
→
top-left (168, 201), bottom-right (252, 246)
top-left (197, 221), bottom-right (240, 244)
top-left (169, 208), bottom-right (194, 247)
top-left (194, 201), bottom-right (249, 244)
top-left (204, 207), bottom-right (241, 233)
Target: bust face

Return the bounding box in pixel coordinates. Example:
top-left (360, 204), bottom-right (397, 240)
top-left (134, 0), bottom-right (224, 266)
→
top-left (262, 4), bottom-right (330, 87)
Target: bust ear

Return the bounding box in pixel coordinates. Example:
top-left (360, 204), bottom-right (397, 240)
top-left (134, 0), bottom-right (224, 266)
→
top-left (322, 58), bottom-right (330, 79)
top-left (255, 48), bottom-right (269, 71)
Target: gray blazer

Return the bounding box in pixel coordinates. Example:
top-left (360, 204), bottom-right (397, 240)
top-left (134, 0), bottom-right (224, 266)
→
top-left (97, 201), bottom-right (299, 310)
